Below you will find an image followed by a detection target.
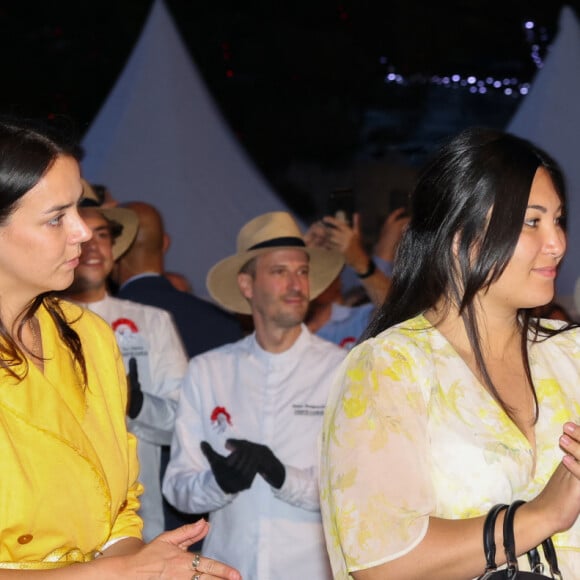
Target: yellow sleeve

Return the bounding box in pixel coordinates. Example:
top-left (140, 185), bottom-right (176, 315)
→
top-left (106, 341), bottom-right (144, 542)
top-left (109, 431), bottom-right (145, 541)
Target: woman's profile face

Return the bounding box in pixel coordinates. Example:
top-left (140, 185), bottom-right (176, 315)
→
top-left (480, 167), bottom-right (566, 313)
top-left (0, 155), bottom-right (92, 303)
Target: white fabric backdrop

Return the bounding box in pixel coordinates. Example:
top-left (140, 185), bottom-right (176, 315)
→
top-left (81, 0), bottom-right (291, 298)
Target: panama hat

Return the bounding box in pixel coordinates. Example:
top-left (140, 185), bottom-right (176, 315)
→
top-left (80, 179), bottom-right (138, 260)
top-left (206, 211), bottom-right (344, 314)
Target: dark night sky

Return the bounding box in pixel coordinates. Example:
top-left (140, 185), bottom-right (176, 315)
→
top-left (1, 1), bottom-right (579, 215)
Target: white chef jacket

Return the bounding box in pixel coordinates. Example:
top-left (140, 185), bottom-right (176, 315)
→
top-left (81, 295), bottom-right (188, 541)
top-left (163, 324), bottom-right (345, 580)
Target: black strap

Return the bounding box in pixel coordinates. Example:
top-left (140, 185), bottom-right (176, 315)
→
top-left (503, 500), bottom-right (562, 578)
top-left (526, 546), bottom-right (542, 574)
top-left (503, 499), bottom-right (525, 573)
top-left (541, 532), bottom-right (562, 578)
top-left (482, 503), bottom-right (509, 573)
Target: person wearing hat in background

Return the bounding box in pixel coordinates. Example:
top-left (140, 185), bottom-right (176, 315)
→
top-left (113, 200), bottom-right (243, 359)
top-left (163, 211), bottom-right (346, 579)
top-left (61, 180), bottom-right (188, 542)
top-left (113, 200), bottom-right (244, 544)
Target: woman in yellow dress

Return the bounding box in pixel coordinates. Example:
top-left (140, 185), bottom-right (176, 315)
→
top-left (0, 118), bottom-right (240, 579)
top-left (320, 127), bottom-right (580, 579)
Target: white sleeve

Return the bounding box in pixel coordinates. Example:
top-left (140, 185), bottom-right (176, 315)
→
top-left (129, 310), bottom-right (188, 446)
top-left (162, 358), bottom-right (236, 513)
top-left (271, 464), bottom-right (321, 511)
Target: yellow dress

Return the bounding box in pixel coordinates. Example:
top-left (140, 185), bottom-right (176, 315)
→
top-left (0, 300), bottom-right (143, 569)
top-left (320, 315), bottom-right (580, 579)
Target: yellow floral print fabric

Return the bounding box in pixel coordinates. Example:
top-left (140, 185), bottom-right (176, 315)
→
top-left (320, 315), bottom-right (580, 579)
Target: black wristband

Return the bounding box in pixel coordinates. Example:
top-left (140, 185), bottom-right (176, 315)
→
top-left (356, 259), bottom-right (376, 279)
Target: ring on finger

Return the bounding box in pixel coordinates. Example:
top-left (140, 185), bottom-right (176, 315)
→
top-left (192, 575), bottom-right (201, 580)
top-left (191, 554), bottom-right (201, 570)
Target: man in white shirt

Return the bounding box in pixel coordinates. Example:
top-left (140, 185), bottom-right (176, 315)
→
top-left (162, 211), bottom-right (346, 579)
top-left (62, 184), bottom-right (188, 541)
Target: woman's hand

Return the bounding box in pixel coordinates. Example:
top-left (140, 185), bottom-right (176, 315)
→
top-left (321, 214), bottom-right (368, 271)
top-left (529, 422), bottom-right (580, 534)
top-left (104, 520), bottom-right (241, 579)
top-left (560, 421), bottom-right (580, 476)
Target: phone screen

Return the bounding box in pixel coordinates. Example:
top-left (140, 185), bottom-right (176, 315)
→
top-left (328, 188), bottom-right (355, 225)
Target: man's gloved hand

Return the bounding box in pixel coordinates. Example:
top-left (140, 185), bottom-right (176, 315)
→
top-left (226, 439), bottom-right (286, 489)
top-left (200, 441), bottom-right (257, 494)
top-left (126, 357), bottom-right (144, 419)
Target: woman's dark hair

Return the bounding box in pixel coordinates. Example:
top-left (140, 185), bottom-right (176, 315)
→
top-left (0, 117), bottom-right (86, 384)
top-left (363, 127), bottom-right (571, 422)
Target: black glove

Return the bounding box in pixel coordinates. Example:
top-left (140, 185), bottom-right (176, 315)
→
top-left (126, 357), bottom-right (144, 419)
top-left (226, 439), bottom-right (286, 489)
top-left (200, 441), bottom-right (257, 494)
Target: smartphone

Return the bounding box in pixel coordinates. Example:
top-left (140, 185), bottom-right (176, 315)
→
top-left (327, 188), bottom-right (355, 225)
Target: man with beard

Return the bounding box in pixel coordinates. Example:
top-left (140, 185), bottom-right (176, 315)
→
top-left (163, 212), bottom-right (346, 580)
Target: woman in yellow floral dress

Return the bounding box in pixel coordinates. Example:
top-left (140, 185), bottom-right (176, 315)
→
top-left (320, 127), bottom-right (580, 579)
top-left (0, 118), bottom-right (240, 579)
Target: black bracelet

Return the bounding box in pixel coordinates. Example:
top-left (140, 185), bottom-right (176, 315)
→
top-left (356, 259), bottom-right (376, 279)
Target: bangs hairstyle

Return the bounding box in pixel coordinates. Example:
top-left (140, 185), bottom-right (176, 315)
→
top-left (0, 117), bottom-right (86, 385)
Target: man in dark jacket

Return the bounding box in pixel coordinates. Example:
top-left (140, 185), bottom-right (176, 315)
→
top-left (113, 201), bottom-right (243, 358)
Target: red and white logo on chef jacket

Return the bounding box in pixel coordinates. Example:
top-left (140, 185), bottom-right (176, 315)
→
top-left (339, 336), bottom-right (357, 350)
top-left (110, 317), bottom-right (151, 391)
top-left (211, 406), bottom-right (233, 434)
top-left (112, 318), bottom-right (139, 336)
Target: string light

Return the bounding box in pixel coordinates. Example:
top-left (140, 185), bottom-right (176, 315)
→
top-left (381, 19), bottom-right (547, 98)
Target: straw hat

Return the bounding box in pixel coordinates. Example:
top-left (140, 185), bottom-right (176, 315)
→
top-left (206, 211), bottom-right (344, 314)
top-left (80, 179), bottom-right (138, 260)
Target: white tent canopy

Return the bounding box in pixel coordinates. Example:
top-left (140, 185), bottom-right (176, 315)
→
top-left (507, 5), bottom-right (580, 314)
top-left (81, 0), bottom-right (290, 297)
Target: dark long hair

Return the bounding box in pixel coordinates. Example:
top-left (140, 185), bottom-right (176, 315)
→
top-left (363, 127), bottom-right (572, 422)
top-left (0, 118), bottom-right (86, 383)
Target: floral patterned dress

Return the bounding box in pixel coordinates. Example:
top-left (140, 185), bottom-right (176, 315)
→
top-left (320, 314), bottom-right (580, 579)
